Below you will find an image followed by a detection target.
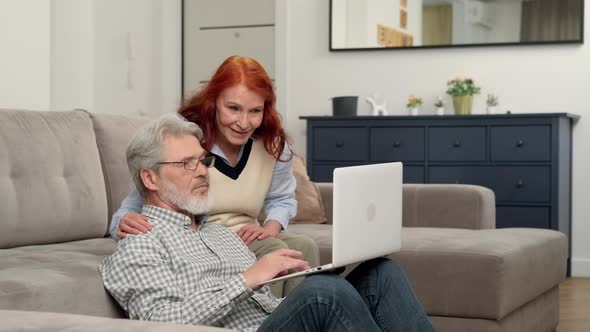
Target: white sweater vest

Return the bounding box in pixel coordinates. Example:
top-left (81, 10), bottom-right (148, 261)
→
top-left (207, 139), bottom-right (276, 231)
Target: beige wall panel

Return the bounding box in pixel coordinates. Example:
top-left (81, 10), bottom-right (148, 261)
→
top-left (184, 0), bottom-right (274, 27)
top-left (184, 26), bottom-right (275, 95)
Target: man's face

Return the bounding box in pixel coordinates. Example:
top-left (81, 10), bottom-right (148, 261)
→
top-left (156, 134), bottom-right (210, 215)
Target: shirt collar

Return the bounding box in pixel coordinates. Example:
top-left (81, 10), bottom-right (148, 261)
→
top-left (209, 138), bottom-right (252, 165)
top-left (142, 205), bottom-right (193, 228)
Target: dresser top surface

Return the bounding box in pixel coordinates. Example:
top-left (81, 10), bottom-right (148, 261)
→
top-left (300, 113), bottom-right (580, 121)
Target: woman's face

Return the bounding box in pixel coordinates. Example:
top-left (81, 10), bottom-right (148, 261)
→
top-left (215, 84), bottom-right (264, 149)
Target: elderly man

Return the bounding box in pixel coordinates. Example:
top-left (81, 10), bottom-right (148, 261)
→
top-left (99, 114), bottom-right (434, 332)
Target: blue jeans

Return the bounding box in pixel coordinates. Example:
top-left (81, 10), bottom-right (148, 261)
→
top-left (257, 258), bottom-right (435, 332)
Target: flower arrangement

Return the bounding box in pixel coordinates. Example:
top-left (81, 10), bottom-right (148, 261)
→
top-left (486, 94), bottom-right (499, 107)
top-left (434, 96), bottom-right (444, 108)
top-left (446, 76), bottom-right (481, 96)
top-left (407, 95), bottom-right (423, 108)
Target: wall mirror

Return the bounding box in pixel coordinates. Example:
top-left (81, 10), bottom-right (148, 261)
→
top-left (330, 0), bottom-right (584, 50)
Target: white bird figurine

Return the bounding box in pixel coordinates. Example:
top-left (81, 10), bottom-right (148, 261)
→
top-left (366, 94), bottom-right (388, 116)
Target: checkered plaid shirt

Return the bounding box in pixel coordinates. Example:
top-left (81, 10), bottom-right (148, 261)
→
top-left (99, 205), bottom-right (282, 331)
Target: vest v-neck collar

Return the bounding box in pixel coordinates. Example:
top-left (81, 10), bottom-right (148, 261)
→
top-left (209, 139), bottom-right (253, 180)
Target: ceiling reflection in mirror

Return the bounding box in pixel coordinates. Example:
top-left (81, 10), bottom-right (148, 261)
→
top-left (330, 0), bottom-right (584, 50)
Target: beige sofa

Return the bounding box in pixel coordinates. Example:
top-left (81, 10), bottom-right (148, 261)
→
top-left (0, 109), bottom-right (567, 332)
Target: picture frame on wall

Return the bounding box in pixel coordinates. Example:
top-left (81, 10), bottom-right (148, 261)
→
top-left (330, 0), bottom-right (584, 51)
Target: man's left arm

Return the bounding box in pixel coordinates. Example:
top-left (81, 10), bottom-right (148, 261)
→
top-left (99, 236), bottom-right (253, 326)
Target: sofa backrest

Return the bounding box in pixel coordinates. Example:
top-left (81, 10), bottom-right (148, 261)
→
top-left (88, 113), bottom-right (152, 235)
top-left (0, 110), bottom-right (108, 248)
top-left (317, 182), bottom-right (496, 229)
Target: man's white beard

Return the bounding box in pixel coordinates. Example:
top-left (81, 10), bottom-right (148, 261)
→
top-left (161, 180), bottom-right (210, 215)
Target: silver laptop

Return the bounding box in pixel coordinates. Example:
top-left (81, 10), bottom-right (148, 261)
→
top-left (257, 162), bottom-right (403, 286)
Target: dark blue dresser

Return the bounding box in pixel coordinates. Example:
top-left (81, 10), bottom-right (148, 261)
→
top-left (301, 113), bottom-right (578, 274)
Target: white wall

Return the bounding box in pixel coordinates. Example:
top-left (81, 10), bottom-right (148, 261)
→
top-left (0, 0), bottom-right (51, 109)
top-left (0, 0), bottom-right (181, 115)
top-left (51, 0), bottom-right (94, 111)
top-left (92, 0), bottom-right (181, 115)
top-left (277, 0), bottom-right (590, 276)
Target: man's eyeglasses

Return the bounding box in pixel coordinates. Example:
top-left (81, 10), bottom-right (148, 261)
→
top-left (156, 156), bottom-right (216, 171)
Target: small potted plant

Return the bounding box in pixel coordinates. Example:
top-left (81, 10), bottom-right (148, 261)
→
top-left (407, 95), bottom-right (423, 116)
top-left (446, 76), bottom-right (481, 115)
top-left (486, 94), bottom-right (499, 114)
top-left (434, 96), bottom-right (445, 115)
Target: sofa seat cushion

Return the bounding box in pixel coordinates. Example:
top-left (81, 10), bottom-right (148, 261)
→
top-left (393, 227), bottom-right (567, 320)
top-left (0, 238), bottom-right (121, 318)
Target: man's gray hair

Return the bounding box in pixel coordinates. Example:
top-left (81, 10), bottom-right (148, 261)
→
top-left (126, 113), bottom-right (203, 196)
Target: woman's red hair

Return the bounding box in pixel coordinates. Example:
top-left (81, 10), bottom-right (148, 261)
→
top-left (178, 55), bottom-right (289, 161)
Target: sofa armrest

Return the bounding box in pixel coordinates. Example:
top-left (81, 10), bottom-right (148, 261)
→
top-left (403, 184), bottom-right (496, 229)
top-left (317, 183), bottom-right (496, 229)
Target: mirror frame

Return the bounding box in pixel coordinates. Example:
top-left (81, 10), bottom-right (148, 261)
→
top-left (329, 0), bottom-right (585, 51)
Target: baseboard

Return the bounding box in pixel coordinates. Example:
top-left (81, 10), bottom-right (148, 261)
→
top-left (571, 258), bottom-right (590, 276)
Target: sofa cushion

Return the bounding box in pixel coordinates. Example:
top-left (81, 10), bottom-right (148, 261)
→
top-left (0, 110), bottom-right (108, 248)
top-left (392, 227), bottom-right (567, 320)
top-left (257, 155), bottom-right (327, 225)
top-left (0, 238), bottom-right (121, 318)
top-left (290, 155), bottom-right (326, 224)
top-left (287, 224), bottom-right (332, 264)
top-left (89, 113), bottom-right (152, 234)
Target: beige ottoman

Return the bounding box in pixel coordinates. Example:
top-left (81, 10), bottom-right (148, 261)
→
top-left (289, 225), bottom-right (567, 332)
top-left (394, 227), bottom-right (567, 332)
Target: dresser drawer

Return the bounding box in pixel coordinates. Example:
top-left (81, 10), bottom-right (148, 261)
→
top-left (488, 167), bottom-right (551, 203)
top-left (497, 206), bottom-right (550, 229)
top-left (429, 166), bottom-right (550, 202)
top-left (429, 127), bottom-right (486, 161)
top-left (404, 166), bottom-right (425, 183)
top-left (311, 163), bottom-right (422, 183)
top-left (491, 126), bottom-right (551, 161)
top-left (428, 166), bottom-right (490, 186)
top-left (370, 127), bottom-right (425, 162)
top-left (310, 163), bottom-right (364, 182)
top-left (312, 127), bottom-right (366, 161)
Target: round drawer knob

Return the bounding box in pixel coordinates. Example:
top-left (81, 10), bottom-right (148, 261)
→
top-left (515, 179), bottom-right (525, 188)
top-left (516, 140), bottom-right (525, 147)
top-left (452, 140), bottom-right (461, 148)
top-left (393, 141), bottom-right (401, 148)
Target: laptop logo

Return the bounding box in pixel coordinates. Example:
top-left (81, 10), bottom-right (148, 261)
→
top-left (366, 202), bottom-right (376, 222)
